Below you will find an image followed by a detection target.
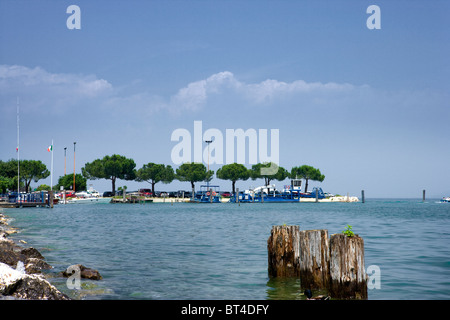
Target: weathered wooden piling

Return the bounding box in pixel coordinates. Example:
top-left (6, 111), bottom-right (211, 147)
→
top-left (298, 229), bottom-right (330, 290)
top-left (49, 190), bottom-right (54, 208)
top-left (329, 233), bottom-right (367, 299)
top-left (423, 189), bottom-right (426, 202)
top-left (361, 190), bottom-right (365, 203)
top-left (267, 225), bottom-right (300, 277)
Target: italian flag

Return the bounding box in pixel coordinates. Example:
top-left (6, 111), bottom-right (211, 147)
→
top-left (47, 145), bottom-right (53, 152)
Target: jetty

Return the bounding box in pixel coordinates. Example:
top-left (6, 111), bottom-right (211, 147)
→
top-left (0, 191), bottom-right (55, 208)
top-left (0, 202), bottom-right (47, 208)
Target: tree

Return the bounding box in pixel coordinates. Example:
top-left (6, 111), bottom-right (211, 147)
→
top-left (56, 173), bottom-right (87, 192)
top-left (82, 154), bottom-right (136, 193)
top-left (0, 176), bottom-right (15, 194)
top-left (216, 163), bottom-right (250, 194)
top-left (0, 159), bottom-right (50, 193)
top-left (290, 165), bottom-right (325, 193)
top-left (176, 163), bottom-right (213, 196)
top-left (19, 160), bottom-right (50, 193)
top-left (35, 184), bottom-right (51, 191)
top-left (250, 162), bottom-right (289, 186)
top-left (136, 163), bottom-right (175, 195)
top-left (0, 159), bottom-right (18, 179)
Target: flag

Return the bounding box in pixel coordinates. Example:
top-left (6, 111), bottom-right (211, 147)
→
top-left (47, 145), bottom-right (53, 152)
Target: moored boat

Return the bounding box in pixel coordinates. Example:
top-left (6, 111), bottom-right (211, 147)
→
top-left (190, 184), bottom-right (222, 203)
top-left (65, 187), bottom-right (111, 204)
top-left (66, 197), bottom-right (111, 204)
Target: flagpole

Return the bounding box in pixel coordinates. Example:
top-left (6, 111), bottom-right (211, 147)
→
top-left (50, 139), bottom-right (54, 192)
top-left (73, 142), bottom-right (76, 192)
top-left (17, 97), bottom-right (20, 196)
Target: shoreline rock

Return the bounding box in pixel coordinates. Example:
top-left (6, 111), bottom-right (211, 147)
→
top-left (61, 264), bottom-right (102, 281)
top-left (0, 212), bottom-right (70, 300)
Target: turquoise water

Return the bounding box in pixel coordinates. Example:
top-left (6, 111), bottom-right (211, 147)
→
top-left (3, 199), bottom-right (450, 300)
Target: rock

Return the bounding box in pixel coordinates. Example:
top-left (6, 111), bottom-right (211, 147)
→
top-left (21, 247), bottom-right (45, 260)
top-left (0, 262), bottom-right (69, 300)
top-left (0, 244), bottom-right (50, 274)
top-left (25, 258), bottom-right (52, 274)
top-left (62, 264), bottom-right (102, 280)
top-left (0, 214), bottom-right (69, 299)
top-left (0, 242), bottom-right (24, 266)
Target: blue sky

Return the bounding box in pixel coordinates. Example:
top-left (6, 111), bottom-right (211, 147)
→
top-left (1, 0), bottom-right (449, 197)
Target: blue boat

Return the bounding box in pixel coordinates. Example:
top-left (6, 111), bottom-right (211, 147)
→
top-left (440, 197), bottom-right (450, 203)
top-left (191, 184), bottom-right (222, 203)
top-left (228, 179), bottom-right (326, 203)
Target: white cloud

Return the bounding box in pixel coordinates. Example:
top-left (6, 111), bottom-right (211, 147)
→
top-left (167, 71), bottom-right (359, 113)
top-left (0, 65), bottom-right (113, 111)
top-left (169, 71), bottom-right (240, 113)
top-left (0, 66), bottom-right (364, 117)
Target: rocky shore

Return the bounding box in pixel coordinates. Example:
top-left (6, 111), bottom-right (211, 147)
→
top-left (0, 211), bottom-right (102, 300)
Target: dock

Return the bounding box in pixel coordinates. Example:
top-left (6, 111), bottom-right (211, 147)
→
top-left (0, 202), bottom-right (48, 208)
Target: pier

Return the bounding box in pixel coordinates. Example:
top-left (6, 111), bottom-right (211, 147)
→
top-left (0, 202), bottom-right (47, 208)
top-left (0, 191), bottom-right (54, 208)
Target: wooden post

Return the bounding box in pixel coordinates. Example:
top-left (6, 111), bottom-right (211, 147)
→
top-left (329, 233), bottom-right (367, 299)
top-left (423, 189), bottom-right (426, 202)
top-left (236, 188), bottom-right (239, 204)
top-left (361, 190), bottom-right (365, 203)
top-left (49, 190), bottom-right (54, 208)
top-left (299, 229), bottom-right (330, 290)
top-left (267, 225), bottom-right (300, 277)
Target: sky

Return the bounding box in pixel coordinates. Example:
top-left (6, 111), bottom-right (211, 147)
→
top-left (0, 0), bottom-right (449, 198)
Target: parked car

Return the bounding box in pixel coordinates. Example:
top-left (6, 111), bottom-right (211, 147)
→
top-left (184, 191), bottom-right (192, 198)
top-left (103, 191), bottom-right (114, 197)
top-left (220, 191), bottom-right (231, 197)
top-left (138, 188), bottom-right (152, 197)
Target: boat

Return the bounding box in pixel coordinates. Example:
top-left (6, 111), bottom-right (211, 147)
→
top-left (66, 197), bottom-right (111, 204)
top-left (440, 197), bottom-right (450, 203)
top-left (65, 187), bottom-right (111, 204)
top-left (190, 184), bottom-right (222, 203)
top-left (228, 179), bottom-right (327, 203)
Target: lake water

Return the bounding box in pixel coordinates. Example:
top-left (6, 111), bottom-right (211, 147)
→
top-left (3, 199), bottom-right (450, 300)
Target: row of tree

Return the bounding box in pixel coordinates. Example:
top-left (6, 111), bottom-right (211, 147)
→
top-left (0, 155), bottom-right (325, 195)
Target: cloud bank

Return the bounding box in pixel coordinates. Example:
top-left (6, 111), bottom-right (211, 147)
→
top-left (0, 65), bottom-right (113, 112)
top-left (1, 65), bottom-right (366, 118)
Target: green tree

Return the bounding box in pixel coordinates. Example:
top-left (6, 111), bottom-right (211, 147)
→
top-left (35, 184), bottom-right (51, 191)
top-left (136, 163), bottom-right (175, 195)
top-left (290, 165), bottom-right (325, 193)
top-left (216, 163), bottom-right (250, 194)
top-left (19, 160), bottom-right (50, 193)
top-left (0, 159), bottom-right (21, 192)
top-left (176, 163), bottom-right (213, 196)
top-left (0, 176), bottom-right (15, 193)
top-left (0, 159), bottom-right (50, 193)
top-left (82, 154), bottom-right (136, 193)
top-left (56, 173), bottom-right (87, 192)
top-left (250, 162), bottom-right (289, 186)
top-left (0, 159), bottom-right (18, 179)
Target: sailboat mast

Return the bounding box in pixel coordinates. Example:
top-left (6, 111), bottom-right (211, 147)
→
top-left (17, 97), bottom-right (19, 195)
top-left (50, 139), bottom-right (54, 191)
